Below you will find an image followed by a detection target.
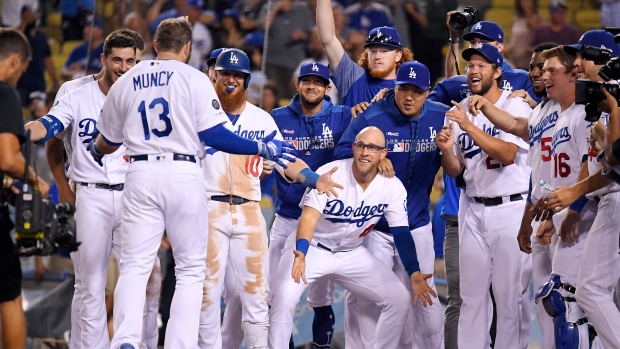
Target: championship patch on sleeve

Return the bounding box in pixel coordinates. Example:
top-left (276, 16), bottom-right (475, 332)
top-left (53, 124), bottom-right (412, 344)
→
top-left (212, 99), bottom-right (220, 110)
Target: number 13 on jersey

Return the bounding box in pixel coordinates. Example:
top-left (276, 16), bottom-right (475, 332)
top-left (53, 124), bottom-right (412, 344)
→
top-left (139, 97), bottom-right (172, 140)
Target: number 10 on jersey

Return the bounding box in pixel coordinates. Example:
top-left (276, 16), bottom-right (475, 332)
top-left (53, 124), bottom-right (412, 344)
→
top-left (139, 97), bottom-right (172, 140)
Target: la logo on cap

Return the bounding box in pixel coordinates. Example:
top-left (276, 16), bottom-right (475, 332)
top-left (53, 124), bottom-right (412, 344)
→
top-left (474, 22), bottom-right (482, 30)
top-left (409, 68), bottom-right (417, 79)
top-left (601, 44), bottom-right (612, 52)
top-left (312, 63), bottom-right (319, 72)
top-left (474, 43), bottom-right (484, 49)
top-left (230, 52), bottom-right (238, 64)
top-left (377, 30), bottom-right (383, 38)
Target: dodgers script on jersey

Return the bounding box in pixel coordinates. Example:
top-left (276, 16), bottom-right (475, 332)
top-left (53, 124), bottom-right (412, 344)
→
top-left (451, 91), bottom-right (531, 198)
top-left (97, 59), bottom-right (227, 156)
top-left (301, 158), bottom-right (408, 251)
top-left (203, 101), bottom-right (282, 202)
top-left (548, 103), bottom-right (590, 189)
top-left (46, 81), bottom-right (127, 184)
top-left (527, 100), bottom-right (561, 202)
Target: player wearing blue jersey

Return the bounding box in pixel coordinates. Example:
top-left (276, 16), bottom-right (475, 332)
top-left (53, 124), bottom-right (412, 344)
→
top-left (316, 0), bottom-right (413, 108)
top-left (334, 61), bottom-right (447, 349)
top-left (269, 62), bottom-right (351, 349)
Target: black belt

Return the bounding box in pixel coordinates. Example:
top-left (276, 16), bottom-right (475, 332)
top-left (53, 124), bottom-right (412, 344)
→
top-left (315, 242), bottom-right (352, 252)
top-left (128, 153), bottom-right (196, 163)
top-left (473, 194), bottom-right (523, 207)
top-left (80, 182), bottom-right (124, 191)
top-left (210, 195), bottom-right (255, 205)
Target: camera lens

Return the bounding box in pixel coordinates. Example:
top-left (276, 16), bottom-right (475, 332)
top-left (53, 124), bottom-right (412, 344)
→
top-left (450, 13), bottom-right (470, 32)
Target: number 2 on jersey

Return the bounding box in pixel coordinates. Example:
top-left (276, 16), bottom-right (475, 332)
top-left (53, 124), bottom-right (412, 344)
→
top-left (138, 97), bottom-right (172, 140)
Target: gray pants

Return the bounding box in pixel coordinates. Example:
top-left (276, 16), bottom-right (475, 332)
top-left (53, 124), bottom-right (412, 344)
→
top-left (444, 219), bottom-right (460, 349)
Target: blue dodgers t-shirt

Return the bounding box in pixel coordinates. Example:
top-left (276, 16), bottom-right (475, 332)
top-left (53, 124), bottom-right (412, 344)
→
top-left (330, 53), bottom-right (395, 107)
top-left (63, 42), bottom-right (104, 73)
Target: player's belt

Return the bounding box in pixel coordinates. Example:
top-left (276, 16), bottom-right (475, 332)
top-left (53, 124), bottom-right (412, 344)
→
top-left (312, 240), bottom-right (352, 253)
top-left (128, 154), bottom-right (196, 163)
top-left (210, 195), bottom-right (256, 205)
top-left (473, 193), bottom-right (523, 206)
top-left (79, 182), bottom-right (124, 191)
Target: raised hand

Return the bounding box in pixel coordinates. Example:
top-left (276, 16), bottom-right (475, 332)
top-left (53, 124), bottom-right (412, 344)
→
top-left (351, 102), bottom-right (370, 119)
top-left (378, 157), bottom-right (395, 178)
top-left (446, 101), bottom-right (474, 131)
top-left (436, 123), bottom-right (455, 152)
top-left (316, 166), bottom-right (344, 197)
top-left (468, 95), bottom-right (490, 116)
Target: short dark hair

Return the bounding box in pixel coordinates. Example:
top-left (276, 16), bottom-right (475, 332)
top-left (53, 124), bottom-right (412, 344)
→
top-left (534, 42), bottom-right (558, 53)
top-left (0, 28), bottom-right (31, 62)
top-left (103, 31), bottom-right (137, 57)
top-left (117, 28), bottom-right (145, 51)
top-left (155, 18), bottom-right (192, 53)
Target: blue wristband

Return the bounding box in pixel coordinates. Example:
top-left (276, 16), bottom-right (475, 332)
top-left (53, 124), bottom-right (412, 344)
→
top-left (36, 115), bottom-right (65, 144)
top-left (299, 168), bottom-right (320, 189)
top-left (568, 196), bottom-right (588, 212)
top-left (295, 238), bottom-right (310, 256)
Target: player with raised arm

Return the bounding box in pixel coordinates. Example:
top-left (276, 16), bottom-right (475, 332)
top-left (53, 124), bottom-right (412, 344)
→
top-left (24, 31), bottom-right (160, 349)
top-left (316, 0), bottom-right (413, 107)
top-left (197, 50), bottom-right (342, 349)
top-left (435, 43), bottom-right (532, 349)
top-left (334, 61), bottom-right (447, 349)
top-left (268, 126), bottom-right (436, 349)
top-left (84, 18), bottom-right (295, 349)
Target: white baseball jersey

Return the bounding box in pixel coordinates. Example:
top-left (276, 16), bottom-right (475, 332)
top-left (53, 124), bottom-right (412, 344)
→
top-left (527, 100), bottom-right (561, 202)
top-left (301, 158), bottom-right (408, 251)
top-left (586, 112), bottom-right (620, 198)
top-left (549, 103), bottom-right (590, 188)
top-left (203, 101), bottom-right (281, 202)
top-left (451, 91), bottom-right (531, 198)
top-left (52, 74), bottom-right (98, 171)
top-left (45, 81), bottom-right (127, 184)
top-left (97, 59), bottom-right (227, 156)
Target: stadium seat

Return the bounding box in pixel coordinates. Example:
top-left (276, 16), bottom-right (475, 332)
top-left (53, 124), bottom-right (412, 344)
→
top-left (575, 9), bottom-right (601, 32)
top-left (491, 0), bottom-right (515, 9)
top-left (484, 8), bottom-right (514, 40)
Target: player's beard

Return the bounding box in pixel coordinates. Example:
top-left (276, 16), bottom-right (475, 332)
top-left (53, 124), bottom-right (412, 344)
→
top-left (215, 81), bottom-right (247, 112)
top-left (369, 60), bottom-right (396, 79)
top-left (470, 74), bottom-right (495, 96)
top-left (299, 90), bottom-right (323, 108)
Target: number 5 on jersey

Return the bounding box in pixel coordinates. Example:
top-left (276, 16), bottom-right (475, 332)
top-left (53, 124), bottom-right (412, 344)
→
top-left (139, 97), bottom-right (172, 140)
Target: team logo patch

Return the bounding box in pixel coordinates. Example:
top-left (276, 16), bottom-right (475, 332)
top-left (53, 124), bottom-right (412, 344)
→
top-left (283, 129), bottom-right (295, 134)
top-left (212, 99), bottom-right (220, 110)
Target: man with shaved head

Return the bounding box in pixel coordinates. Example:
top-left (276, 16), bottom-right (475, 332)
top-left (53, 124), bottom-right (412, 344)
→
top-left (268, 125), bottom-right (436, 348)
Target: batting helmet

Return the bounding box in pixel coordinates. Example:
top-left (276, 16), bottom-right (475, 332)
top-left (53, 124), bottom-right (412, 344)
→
top-left (214, 48), bottom-right (251, 89)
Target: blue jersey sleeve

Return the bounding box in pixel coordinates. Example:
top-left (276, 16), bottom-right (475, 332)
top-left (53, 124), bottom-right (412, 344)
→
top-left (333, 114), bottom-right (367, 160)
top-left (428, 81), bottom-right (450, 106)
top-left (63, 45), bottom-right (83, 68)
top-left (330, 54), bottom-right (366, 100)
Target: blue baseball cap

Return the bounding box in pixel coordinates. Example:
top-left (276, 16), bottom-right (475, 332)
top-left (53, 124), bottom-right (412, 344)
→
top-left (462, 21), bottom-right (504, 44)
top-left (395, 61), bottom-right (431, 90)
top-left (187, 0), bottom-right (204, 9)
top-left (207, 47), bottom-right (226, 67)
top-left (564, 30), bottom-right (620, 57)
top-left (298, 62), bottom-right (330, 84)
top-left (222, 8), bottom-right (240, 20)
top-left (244, 32), bottom-right (264, 48)
top-left (462, 42), bottom-right (504, 66)
top-left (85, 15), bottom-right (103, 29)
top-left (364, 27), bottom-right (402, 49)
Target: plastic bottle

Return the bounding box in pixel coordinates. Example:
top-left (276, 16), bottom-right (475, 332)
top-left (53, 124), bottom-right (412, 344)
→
top-left (540, 180), bottom-right (554, 196)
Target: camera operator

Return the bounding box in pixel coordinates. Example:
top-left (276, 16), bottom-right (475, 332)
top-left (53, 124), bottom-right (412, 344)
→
top-left (0, 28), bottom-right (49, 349)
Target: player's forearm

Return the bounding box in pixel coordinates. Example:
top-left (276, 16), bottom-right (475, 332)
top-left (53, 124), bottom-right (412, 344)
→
top-left (520, 200), bottom-right (534, 229)
top-left (391, 226), bottom-right (420, 276)
top-left (445, 42), bottom-right (459, 78)
top-left (94, 135), bottom-right (120, 155)
top-left (46, 138), bottom-right (70, 192)
top-left (296, 207), bottom-right (321, 243)
top-left (571, 169), bottom-right (613, 197)
top-left (441, 152), bottom-right (463, 178)
top-left (282, 159), bottom-right (320, 188)
top-left (24, 121), bottom-right (49, 143)
top-left (316, 0), bottom-right (345, 70)
top-left (481, 105), bottom-right (529, 140)
top-left (466, 127), bottom-right (518, 164)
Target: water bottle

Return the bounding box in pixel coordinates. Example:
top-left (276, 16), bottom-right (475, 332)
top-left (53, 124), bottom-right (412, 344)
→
top-left (540, 180), bottom-right (554, 196)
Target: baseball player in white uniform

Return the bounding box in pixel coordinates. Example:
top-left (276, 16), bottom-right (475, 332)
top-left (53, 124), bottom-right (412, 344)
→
top-left (197, 49), bottom-right (342, 349)
top-left (42, 29), bottom-right (161, 349)
top-left (268, 126), bottom-right (437, 349)
top-left (25, 31), bottom-right (158, 349)
top-left (530, 45), bottom-right (599, 349)
top-left (436, 43), bottom-right (532, 349)
top-left (88, 18), bottom-right (295, 349)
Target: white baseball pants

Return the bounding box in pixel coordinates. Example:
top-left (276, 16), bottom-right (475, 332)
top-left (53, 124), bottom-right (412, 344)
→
top-left (355, 224), bottom-right (444, 349)
top-left (268, 239), bottom-right (410, 349)
top-left (110, 160), bottom-right (207, 349)
top-left (198, 200), bottom-right (269, 349)
top-left (576, 192), bottom-right (620, 348)
top-left (458, 199), bottom-right (528, 349)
